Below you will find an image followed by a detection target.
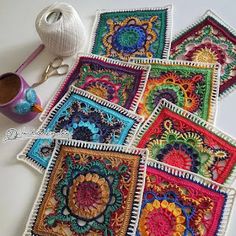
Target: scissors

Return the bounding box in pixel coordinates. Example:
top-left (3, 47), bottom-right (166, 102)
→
top-left (31, 57), bottom-right (69, 88)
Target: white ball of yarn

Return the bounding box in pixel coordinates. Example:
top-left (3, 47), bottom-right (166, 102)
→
top-left (35, 2), bottom-right (86, 57)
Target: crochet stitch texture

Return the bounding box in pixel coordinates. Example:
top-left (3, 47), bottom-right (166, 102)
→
top-left (89, 6), bottom-right (172, 61)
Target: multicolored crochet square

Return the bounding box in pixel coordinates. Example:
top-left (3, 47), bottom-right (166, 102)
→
top-left (130, 58), bottom-right (219, 122)
top-left (137, 159), bottom-right (235, 236)
top-left (132, 99), bottom-right (236, 185)
top-left (170, 10), bottom-right (236, 98)
top-left (40, 54), bottom-right (150, 121)
top-left (88, 6), bottom-right (172, 61)
top-left (17, 86), bottom-right (143, 173)
top-left (23, 140), bottom-right (148, 235)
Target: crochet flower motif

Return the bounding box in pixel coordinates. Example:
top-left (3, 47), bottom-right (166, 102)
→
top-left (40, 56), bottom-right (150, 119)
top-left (74, 65), bottom-right (134, 107)
top-left (79, 77), bottom-right (121, 103)
top-left (54, 102), bottom-right (123, 144)
top-left (129, 58), bottom-right (220, 123)
top-left (24, 87), bottom-right (143, 171)
top-left (137, 171), bottom-right (219, 236)
top-left (90, 7), bottom-right (171, 61)
top-left (103, 17), bottom-right (158, 60)
top-left (171, 25), bottom-right (232, 69)
top-left (139, 199), bottom-right (186, 236)
top-left (28, 143), bottom-right (147, 235)
top-left (144, 119), bottom-right (228, 180)
top-left (170, 13), bottom-right (236, 97)
top-left (185, 42), bottom-right (226, 64)
top-left (138, 72), bottom-right (202, 119)
top-left (45, 157), bottom-right (126, 234)
top-left (73, 120), bottom-right (100, 142)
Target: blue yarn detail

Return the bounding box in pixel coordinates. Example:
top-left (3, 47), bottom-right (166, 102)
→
top-left (14, 101), bottom-right (31, 114)
top-left (14, 88), bottom-right (37, 114)
top-left (112, 25), bottom-right (146, 53)
top-left (25, 88), bottom-right (37, 104)
top-left (28, 93), bottom-right (136, 168)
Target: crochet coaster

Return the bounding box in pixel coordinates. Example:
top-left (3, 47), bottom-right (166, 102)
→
top-left (23, 140), bottom-right (148, 236)
top-left (40, 54), bottom-right (150, 121)
top-left (130, 58), bottom-right (219, 123)
top-left (17, 86), bottom-right (143, 173)
top-left (88, 6), bottom-right (172, 61)
top-left (170, 10), bottom-right (236, 98)
top-left (132, 99), bottom-right (236, 185)
top-left (137, 159), bottom-right (235, 236)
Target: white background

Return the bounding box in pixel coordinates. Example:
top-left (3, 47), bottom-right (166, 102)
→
top-left (1, 0), bottom-right (236, 235)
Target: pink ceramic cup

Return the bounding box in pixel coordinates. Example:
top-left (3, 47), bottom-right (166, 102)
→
top-left (0, 44), bottom-right (45, 123)
top-left (0, 72), bottom-right (42, 123)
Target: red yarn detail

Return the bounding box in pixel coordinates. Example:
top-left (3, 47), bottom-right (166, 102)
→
top-left (171, 17), bottom-right (236, 50)
top-left (162, 149), bottom-right (192, 170)
top-left (146, 208), bottom-right (176, 236)
top-left (76, 182), bottom-right (100, 207)
top-left (171, 16), bottom-right (236, 96)
top-left (147, 167), bottom-right (226, 236)
top-left (185, 42), bottom-right (226, 64)
top-left (137, 108), bottom-right (236, 184)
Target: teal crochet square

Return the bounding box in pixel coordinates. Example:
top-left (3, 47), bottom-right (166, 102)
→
top-left (89, 6), bottom-right (172, 61)
top-left (17, 87), bottom-right (143, 173)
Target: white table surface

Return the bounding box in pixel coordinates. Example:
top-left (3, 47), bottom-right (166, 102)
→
top-left (1, 0), bottom-right (236, 235)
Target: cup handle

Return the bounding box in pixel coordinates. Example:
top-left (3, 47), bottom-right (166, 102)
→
top-left (15, 44), bottom-right (45, 74)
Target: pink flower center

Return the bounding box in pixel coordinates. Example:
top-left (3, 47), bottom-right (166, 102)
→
top-left (76, 181), bottom-right (100, 207)
top-left (163, 149), bottom-right (192, 170)
top-left (146, 208), bottom-right (176, 236)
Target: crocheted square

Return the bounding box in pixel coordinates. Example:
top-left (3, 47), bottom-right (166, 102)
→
top-left (130, 58), bottom-right (219, 123)
top-left (137, 159), bottom-right (235, 236)
top-left (40, 54), bottom-right (150, 121)
top-left (170, 10), bottom-right (236, 98)
top-left (132, 99), bottom-right (236, 185)
top-left (23, 140), bottom-right (148, 236)
top-left (88, 6), bottom-right (172, 61)
top-left (17, 86), bottom-right (143, 173)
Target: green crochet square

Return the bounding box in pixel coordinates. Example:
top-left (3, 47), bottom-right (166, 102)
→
top-left (130, 58), bottom-right (219, 123)
top-left (89, 6), bottom-right (172, 61)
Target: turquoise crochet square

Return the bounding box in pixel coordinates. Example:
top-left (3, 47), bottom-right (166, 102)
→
top-left (17, 86), bottom-right (143, 173)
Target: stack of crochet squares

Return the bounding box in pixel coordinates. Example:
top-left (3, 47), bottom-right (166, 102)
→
top-left (19, 5), bottom-right (236, 236)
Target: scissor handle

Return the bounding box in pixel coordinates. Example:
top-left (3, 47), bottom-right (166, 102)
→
top-left (50, 57), bottom-right (63, 68)
top-left (55, 64), bottom-right (69, 75)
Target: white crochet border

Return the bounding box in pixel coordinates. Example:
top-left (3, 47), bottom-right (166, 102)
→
top-left (129, 57), bottom-right (221, 124)
top-left (17, 86), bottom-right (144, 174)
top-left (22, 139), bottom-right (148, 236)
top-left (171, 10), bottom-right (236, 99)
top-left (87, 5), bottom-right (173, 60)
top-left (147, 158), bottom-right (236, 236)
top-left (40, 53), bottom-right (151, 121)
top-left (131, 98), bottom-right (236, 186)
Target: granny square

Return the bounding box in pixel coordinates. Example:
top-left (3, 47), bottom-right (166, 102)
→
top-left (88, 6), bottom-right (173, 61)
top-left (130, 58), bottom-right (219, 123)
top-left (17, 86), bottom-right (143, 173)
top-left (40, 54), bottom-right (150, 121)
top-left (170, 10), bottom-right (236, 98)
top-left (137, 159), bottom-right (235, 236)
top-left (132, 99), bottom-right (236, 185)
top-left (23, 140), bottom-right (148, 236)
